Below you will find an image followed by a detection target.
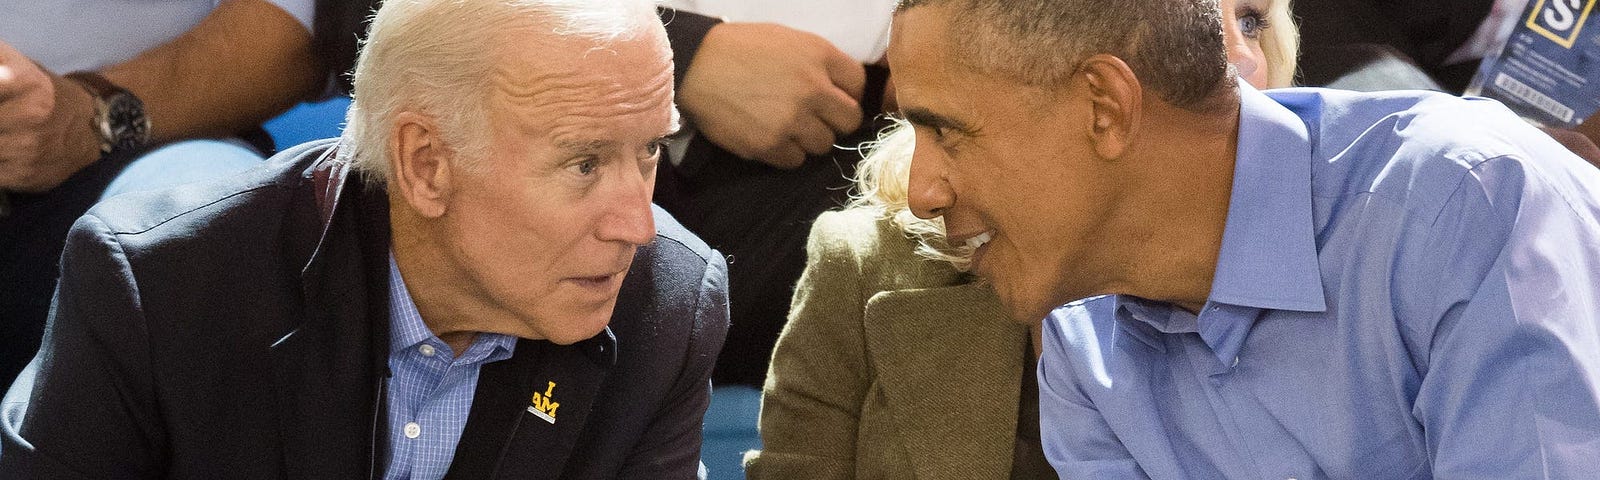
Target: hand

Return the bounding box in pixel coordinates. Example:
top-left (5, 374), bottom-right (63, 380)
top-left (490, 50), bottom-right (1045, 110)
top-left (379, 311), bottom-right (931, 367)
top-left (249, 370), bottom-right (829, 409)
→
top-left (679, 23), bottom-right (866, 169)
top-left (0, 40), bottom-right (102, 192)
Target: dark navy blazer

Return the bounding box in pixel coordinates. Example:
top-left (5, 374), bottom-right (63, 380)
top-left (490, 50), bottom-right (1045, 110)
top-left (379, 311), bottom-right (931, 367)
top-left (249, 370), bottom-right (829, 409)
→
top-left (1, 139), bottom-right (730, 479)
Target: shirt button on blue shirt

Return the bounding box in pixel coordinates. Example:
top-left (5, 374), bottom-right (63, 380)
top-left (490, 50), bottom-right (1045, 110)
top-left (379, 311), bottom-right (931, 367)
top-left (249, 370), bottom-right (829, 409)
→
top-left (418, 344), bottom-right (436, 357)
top-left (404, 422), bottom-right (421, 439)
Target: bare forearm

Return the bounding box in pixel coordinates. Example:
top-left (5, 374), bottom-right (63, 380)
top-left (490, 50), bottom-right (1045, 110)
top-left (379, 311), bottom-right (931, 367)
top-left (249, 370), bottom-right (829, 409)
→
top-left (101, 0), bottom-right (321, 142)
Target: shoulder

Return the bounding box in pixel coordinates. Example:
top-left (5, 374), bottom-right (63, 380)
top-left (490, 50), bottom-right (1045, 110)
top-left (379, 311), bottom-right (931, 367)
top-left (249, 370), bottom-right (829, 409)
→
top-left (615, 205), bottom-right (729, 344)
top-left (647, 203), bottom-right (721, 266)
top-left (805, 208), bottom-right (965, 291)
top-left (1274, 89), bottom-right (1579, 201)
top-left (1276, 89), bottom-right (1600, 235)
top-left (55, 140), bottom-right (339, 338)
top-left (806, 208), bottom-right (896, 262)
top-left (81, 139), bottom-right (333, 248)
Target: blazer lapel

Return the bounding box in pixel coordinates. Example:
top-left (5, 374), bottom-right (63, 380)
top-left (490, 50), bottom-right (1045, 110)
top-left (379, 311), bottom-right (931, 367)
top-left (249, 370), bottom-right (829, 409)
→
top-left (445, 330), bottom-right (616, 480)
top-left (862, 282), bottom-right (1030, 479)
top-left (271, 164), bottom-right (391, 479)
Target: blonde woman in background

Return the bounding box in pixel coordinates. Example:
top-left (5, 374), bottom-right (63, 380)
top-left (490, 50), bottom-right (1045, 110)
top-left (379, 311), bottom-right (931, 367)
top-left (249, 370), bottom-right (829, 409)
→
top-left (743, 0), bottom-right (1297, 477)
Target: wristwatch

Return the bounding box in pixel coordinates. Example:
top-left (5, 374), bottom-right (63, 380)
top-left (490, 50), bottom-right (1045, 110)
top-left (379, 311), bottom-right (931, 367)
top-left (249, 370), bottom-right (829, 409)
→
top-left (63, 71), bottom-right (151, 155)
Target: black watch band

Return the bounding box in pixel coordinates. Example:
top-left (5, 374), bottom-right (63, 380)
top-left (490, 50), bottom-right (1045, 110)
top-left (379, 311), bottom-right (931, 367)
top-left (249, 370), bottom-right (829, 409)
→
top-left (64, 71), bottom-right (152, 155)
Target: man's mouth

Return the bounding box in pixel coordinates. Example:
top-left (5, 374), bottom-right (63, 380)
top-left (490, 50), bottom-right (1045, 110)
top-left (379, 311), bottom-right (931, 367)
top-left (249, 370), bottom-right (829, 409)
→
top-left (964, 231), bottom-right (994, 250)
top-left (570, 270), bottom-right (625, 290)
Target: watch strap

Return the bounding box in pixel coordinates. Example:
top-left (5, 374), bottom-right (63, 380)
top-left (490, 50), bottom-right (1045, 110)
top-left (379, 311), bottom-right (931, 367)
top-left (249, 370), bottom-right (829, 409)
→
top-left (63, 71), bottom-right (128, 99)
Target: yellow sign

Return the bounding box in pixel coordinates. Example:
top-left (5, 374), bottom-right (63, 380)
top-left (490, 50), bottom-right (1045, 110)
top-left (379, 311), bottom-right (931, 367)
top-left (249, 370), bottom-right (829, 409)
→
top-left (1527, 0), bottom-right (1597, 48)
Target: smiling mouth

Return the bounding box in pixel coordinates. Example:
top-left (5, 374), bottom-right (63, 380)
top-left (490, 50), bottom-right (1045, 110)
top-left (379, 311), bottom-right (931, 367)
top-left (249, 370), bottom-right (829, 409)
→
top-left (964, 231), bottom-right (994, 250)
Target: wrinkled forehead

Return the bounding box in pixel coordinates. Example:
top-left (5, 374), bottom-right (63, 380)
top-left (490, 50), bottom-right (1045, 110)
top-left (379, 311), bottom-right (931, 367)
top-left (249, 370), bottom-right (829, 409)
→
top-left (491, 20), bottom-right (672, 101)
top-left (487, 26), bottom-right (677, 141)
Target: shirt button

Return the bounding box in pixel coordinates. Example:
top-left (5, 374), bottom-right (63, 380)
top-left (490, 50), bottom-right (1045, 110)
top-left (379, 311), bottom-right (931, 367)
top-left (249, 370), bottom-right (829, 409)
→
top-left (419, 344), bottom-right (436, 357)
top-left (1232, 356), bottom-right (1241, 367)
top-left (404, 422), bottom-right (422, 439)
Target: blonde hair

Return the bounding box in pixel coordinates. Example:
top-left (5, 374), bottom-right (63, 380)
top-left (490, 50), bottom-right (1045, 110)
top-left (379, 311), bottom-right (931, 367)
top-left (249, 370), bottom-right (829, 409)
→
top-left (859, 0), bottom-right (1298, 267)
top-left (341, 0), bottom-right (655, 184)
top-left (848, 121), bottom-right (975, 269)
top-left (1259, 0), bottom-right (1299, 89)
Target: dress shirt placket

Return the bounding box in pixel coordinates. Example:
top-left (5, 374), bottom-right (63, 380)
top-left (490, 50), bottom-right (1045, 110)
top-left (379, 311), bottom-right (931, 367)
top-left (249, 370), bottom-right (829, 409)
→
top-left (1197, 305), bottom-right (1327, 480)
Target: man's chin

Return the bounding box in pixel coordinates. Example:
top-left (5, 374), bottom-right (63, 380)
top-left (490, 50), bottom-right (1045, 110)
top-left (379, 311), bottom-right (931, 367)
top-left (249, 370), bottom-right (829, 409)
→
top-left (537, 305), bottom-right (618, 345)
top-left (993, 281), bottom-right (1059, 326)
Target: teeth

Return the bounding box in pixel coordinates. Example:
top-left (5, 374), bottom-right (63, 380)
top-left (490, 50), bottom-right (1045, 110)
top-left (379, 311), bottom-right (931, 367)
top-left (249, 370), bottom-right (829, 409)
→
top-left (964, 231), bottom-right (993, 250)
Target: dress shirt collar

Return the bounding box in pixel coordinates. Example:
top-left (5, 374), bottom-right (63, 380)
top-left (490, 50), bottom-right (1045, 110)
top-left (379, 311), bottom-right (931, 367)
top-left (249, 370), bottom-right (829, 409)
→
top-left (1108, 82), bottom-right (1326, 354)
top-left (388, 254), bottom-right (516, 359)
top-left (1206, 82), bottom-right (1326, 313)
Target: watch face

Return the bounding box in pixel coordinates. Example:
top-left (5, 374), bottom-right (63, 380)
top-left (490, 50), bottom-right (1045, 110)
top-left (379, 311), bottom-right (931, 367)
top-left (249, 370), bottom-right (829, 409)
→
top-left (105, 92), bottom-right (151, 151)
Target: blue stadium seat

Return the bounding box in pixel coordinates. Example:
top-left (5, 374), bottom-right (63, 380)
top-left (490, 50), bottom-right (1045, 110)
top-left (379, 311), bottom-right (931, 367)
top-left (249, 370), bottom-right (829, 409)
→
top-left (702, 385), bottom-right (763, 480)
top-left (263, 96), bottom-right (353, 152)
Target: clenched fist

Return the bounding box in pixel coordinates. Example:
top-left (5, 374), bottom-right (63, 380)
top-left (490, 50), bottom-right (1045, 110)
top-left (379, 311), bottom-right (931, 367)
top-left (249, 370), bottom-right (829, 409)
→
top-left (679, 23), bottom-right (866, 169)
top-left (0, 40), bottom-right (101, 193)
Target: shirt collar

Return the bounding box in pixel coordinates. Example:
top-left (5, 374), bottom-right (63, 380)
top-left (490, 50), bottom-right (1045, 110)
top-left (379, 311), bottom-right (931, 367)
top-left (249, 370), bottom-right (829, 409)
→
top-left (387, 254), bottom-right (517, 359)
top-left (1207, 82), bottom-right (1327, 313)
top-left (389, 254), bottom-right (435, 354)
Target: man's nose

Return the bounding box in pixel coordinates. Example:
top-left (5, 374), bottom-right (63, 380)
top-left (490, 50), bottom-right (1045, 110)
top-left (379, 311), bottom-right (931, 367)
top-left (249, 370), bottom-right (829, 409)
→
top-left (907, 140), bottom-right (954, 219)
top-left (597, 165), bottom-right (657, 246)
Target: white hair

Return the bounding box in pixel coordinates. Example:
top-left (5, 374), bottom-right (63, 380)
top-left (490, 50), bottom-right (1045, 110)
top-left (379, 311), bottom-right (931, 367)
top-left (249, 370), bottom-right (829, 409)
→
top-left (340, 0), bottom-right (658, 184)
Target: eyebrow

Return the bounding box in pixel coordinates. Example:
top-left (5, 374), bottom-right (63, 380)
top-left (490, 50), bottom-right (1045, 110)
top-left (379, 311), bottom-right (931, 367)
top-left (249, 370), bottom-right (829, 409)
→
top-left (899, 107), bottom-right (974, 135)
top-left (554, 129), bottom-right (680, 155)
top-left (556, 139), bottom-right (613, 154)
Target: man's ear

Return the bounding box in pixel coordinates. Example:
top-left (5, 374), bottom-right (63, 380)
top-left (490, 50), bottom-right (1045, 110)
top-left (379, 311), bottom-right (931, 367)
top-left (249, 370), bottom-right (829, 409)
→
top-left (1076, 54), bottom-right (1141, 161)
top-left (389, 111), bottom-right (452, 218)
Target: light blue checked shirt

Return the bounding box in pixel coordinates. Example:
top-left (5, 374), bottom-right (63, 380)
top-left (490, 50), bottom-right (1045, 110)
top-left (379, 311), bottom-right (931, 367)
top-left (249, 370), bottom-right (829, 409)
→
top-left (384, 255), bottom-right (517, 480)
top-left (1039, 84), bottom-right (1600, 478)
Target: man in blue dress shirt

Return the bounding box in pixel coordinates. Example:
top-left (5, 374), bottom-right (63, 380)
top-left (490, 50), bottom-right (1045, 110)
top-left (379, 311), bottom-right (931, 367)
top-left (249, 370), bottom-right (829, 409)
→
top-left (889, 0), bottom-right (1600, 478)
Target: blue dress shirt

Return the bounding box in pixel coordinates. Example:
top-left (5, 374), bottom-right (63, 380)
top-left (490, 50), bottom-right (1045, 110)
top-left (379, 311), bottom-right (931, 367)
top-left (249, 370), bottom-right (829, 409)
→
top-left (384, 256), bottom-right (517, 480)
top-left (1039, 84), bottom-right (1600, 479)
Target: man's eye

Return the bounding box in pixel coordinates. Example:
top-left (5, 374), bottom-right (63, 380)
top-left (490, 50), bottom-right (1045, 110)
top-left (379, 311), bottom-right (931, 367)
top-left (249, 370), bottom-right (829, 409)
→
top-left (572, 157), bottom-right (599, 176)
top-left (646, 141), bottom-right (662, 158)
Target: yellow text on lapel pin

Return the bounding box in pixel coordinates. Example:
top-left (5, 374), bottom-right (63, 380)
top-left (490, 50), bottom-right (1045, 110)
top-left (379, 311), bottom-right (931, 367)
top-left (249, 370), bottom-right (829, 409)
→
top-left (528, 381), bottom-right (560, 424)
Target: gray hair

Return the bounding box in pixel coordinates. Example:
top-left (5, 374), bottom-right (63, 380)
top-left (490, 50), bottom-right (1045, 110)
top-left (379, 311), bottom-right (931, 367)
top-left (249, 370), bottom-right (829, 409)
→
top-left (896, 0), bottom-right (1230, 108)
top-left (341, 0), bottom-right (658, 184)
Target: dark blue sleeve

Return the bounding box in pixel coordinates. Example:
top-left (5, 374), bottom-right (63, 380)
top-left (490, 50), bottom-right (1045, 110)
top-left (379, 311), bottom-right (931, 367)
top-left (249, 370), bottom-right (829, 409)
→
top-left (1, 214), bottom-right (165, 478)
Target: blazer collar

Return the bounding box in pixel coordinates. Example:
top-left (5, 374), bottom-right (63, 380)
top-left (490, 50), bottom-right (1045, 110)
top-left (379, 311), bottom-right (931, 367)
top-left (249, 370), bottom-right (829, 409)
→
top-left (862, 281), bottom-right (1031, 479)
top-left (269, 142), bottom-right (394, 478)
top-left (280, 143), bottom-right (626, 478)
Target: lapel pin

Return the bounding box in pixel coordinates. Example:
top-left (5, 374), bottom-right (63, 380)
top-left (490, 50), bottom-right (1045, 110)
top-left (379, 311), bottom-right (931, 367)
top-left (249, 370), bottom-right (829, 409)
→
top-left (527, 381), bottom-right (560, 424)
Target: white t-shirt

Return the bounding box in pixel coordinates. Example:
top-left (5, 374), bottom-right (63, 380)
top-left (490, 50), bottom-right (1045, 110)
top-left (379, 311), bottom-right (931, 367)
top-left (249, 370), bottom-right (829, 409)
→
top-left (0, 0), bottom-right (315, 73)
top-left (659, 0), bottom-right (897, 63)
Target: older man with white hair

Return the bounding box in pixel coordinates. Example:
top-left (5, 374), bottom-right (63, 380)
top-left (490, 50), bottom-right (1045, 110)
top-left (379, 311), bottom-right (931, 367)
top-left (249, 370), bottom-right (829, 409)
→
top-left (0, 0), bottom-right (728, 478)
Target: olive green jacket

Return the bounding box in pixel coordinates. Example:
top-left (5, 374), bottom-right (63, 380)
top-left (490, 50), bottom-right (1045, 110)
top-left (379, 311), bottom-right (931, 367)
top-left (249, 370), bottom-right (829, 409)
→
top-left (744, 209), bottom-right (1052, 479)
